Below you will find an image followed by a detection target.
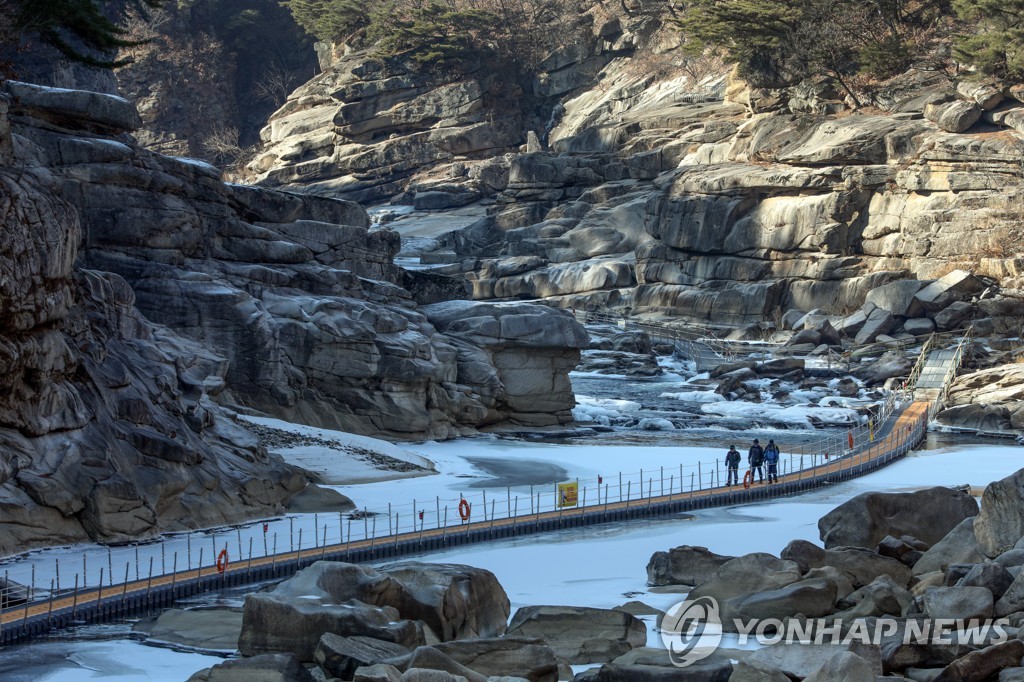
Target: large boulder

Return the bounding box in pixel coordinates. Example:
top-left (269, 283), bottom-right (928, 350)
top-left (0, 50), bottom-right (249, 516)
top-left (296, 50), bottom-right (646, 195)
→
top-left (732, 577), bottom-right (838, 621)
top-left (3, 80), bottom-right (142, 134)
top-left (743, 643), bottom-right (882, 679)
top-left (506, 606), bottom-right (646, 664)
top-left (782, 540), bottom-right (912, 588)
top-left (315, 634), bottom-right (411, 679)
top-left (688, 553), bottom-right (803, 624)
top-left (646, 546), bottom-right (734, 586)
top-left (853, 350), bottom-right (913, 386)
top-left (132, 607), bottom-right (242, 651)
top-left (189, 653), bottom-right (314, 682)
top-left (854, 308), bottom-right (896, 345)
top-left (238, 593), bottom-right (424, 661)
top-left (430, 638), bottom-right (558, 682)
top-left (935, 301), bottom-right (976, 332)
top-left (837, 575), bottom-right (913, 619)
top-left (956, 563), bottom-right (1015, 600)
top-left (865, 280), bottom-right (928, 318)
top-left (422, 301), bottom-right (588, 427)
top-left (920, 586), bottom-right (994, 622)
top-left (914, 519), bottom-right (988, 576)
top-left (876, 617), bottom-right (983, 673)
top-left (915, 270), bottom-right (988, 312)
top-left (382, 562), bottom-right (512, 640)
top-left (924, 98), bottom-right (983, 133)
top-left (818, 488), bottom-right (979, 550)
top-left (957, 81), bottom-right (1005, 110)
top-left (995, 571), bottom-right (1024, 617)
top-left (974, 468), bottom-right (1024, 558)
top-left (261, 561), bottom-right (510, 643)
top-left (933, 639), bottom-right (1024, 682)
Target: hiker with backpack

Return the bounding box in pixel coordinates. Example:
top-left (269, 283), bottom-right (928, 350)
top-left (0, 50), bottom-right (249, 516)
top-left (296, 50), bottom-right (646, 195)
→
top-left (748, 438), bottom-right (765, 483)
top-left (763, 439), bottom-right (781, 484)
top-left (725, 444), bottom-right (741, 486)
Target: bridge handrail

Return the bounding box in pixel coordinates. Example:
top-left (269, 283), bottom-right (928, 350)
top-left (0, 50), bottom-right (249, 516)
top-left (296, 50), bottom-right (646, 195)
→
top-left (0, 389), bottom-right (910, 612)
top-left (904, 332), bottom-right (937, 393)
top-left (929, 326), bottom-right (974, 420)
top-left (0, 402), bottom-right (929, 646)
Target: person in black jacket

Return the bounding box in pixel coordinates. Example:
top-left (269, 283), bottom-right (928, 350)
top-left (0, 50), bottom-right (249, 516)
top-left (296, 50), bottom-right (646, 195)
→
top-left (725, 445), bottom-right (741, 486)
top-left (748, 439), bottom-right (765, 483)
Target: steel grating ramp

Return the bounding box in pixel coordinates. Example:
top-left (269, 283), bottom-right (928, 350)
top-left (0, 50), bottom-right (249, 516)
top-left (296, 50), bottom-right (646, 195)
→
top-left (915, 349), bottom-right (957, 389)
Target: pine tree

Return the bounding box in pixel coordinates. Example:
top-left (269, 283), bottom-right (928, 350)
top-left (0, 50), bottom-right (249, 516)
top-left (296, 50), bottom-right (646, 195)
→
top-left (283, 0), bottom-right (369, 43)
top-left (953, 0), bottom-right (1024, 80)
top-left (10, 0), bottom-right (162, 68)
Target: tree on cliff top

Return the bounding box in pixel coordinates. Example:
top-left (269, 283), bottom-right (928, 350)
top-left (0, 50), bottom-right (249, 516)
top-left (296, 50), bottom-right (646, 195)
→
top-left (284, 0), bottom-right (369, 43)
top-left (6, 0), bottom-right (162, 68)
top-left (953, 0), bottom-right (1024, 80)
top-left (284, 0), bottom-right (578, 73)
top-left (675, 0), bottom-right (952, 98)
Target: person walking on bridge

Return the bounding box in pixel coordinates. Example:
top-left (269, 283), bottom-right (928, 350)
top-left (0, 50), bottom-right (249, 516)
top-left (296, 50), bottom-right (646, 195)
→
top-left (748, 439), bottom-right (765, 484)
top-left (763, 439), bottom-right (780, 484)
top-left (725, 445), bottom-right (741, 486)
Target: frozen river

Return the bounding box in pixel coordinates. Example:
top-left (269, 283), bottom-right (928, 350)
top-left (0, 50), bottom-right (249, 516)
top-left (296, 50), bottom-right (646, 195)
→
top-left (0, 432), bottom-right (1020, 681)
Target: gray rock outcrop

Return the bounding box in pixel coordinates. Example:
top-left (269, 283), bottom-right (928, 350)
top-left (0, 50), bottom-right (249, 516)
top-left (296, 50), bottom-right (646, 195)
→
top-left (239, 561), bottom-right (510, 660)
top-left (646, 545), bottom-right (734, 586)
top-left (818, 488), bottom-right (979, 550)
top-left (506, 605), bottom-right (646, 663)
top-left (0, 78), bottom-right (588, 553)
top-left (974, 469), bottom-right (1024, 557)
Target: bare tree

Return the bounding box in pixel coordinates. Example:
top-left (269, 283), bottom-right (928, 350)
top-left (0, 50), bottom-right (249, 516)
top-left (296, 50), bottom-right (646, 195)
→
top-left (254, 60), bottom-right (298, 106)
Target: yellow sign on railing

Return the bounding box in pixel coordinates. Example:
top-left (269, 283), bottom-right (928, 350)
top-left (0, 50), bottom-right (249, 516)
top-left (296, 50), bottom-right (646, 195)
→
top-left (557, 482), bottom-right (578, 508)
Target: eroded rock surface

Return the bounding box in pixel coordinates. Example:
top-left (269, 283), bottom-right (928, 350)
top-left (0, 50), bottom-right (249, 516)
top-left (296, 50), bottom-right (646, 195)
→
top-left (0, 81), bottom-right (587, 553)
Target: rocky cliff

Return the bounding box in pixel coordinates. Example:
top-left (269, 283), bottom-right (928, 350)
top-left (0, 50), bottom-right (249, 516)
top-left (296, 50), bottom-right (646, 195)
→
top-left (251, 15), bottom-right (1024, 335)
top-left (0, 80), bottom-right (586, 554)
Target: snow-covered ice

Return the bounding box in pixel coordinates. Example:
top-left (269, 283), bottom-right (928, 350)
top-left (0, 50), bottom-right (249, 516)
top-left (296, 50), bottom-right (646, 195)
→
top-left (659, 390), bottom-right (726, 403)
top-left (240, 415), bottom-right (434, 484)
top-left (571, 395), bottom-right (643, 424)
top-left (0, 442), bottom-right (1021, 679)
top-left (701, 402), bottom-right (864, 427)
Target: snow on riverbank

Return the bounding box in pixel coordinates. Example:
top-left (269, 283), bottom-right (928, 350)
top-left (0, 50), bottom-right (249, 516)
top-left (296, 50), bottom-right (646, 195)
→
top-left (240, 415), bottom-right (435, 484)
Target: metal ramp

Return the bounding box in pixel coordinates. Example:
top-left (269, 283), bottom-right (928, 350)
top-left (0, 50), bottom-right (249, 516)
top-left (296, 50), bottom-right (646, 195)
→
top-left (671, 337), bottom-right (726, 373)
top-left (908, 330), bottom-right (973, 417)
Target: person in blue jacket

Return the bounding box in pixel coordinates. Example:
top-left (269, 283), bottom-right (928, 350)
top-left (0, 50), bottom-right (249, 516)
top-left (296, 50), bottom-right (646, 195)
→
top-left (763, 439), bottom-right (781, 483)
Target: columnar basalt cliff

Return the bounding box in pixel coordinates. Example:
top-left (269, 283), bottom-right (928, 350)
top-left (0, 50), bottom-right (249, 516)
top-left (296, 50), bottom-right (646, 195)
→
top-left (0, 80), bottom-right (586, 553)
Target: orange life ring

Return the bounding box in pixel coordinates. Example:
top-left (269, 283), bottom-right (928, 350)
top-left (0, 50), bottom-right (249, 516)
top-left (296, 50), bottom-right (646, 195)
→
top-left (458, 498), bottom-right (471, 522)
top-left (216, 548), bottom-right (229, 574)
top-left (743, 470), bottom-right (753, 490)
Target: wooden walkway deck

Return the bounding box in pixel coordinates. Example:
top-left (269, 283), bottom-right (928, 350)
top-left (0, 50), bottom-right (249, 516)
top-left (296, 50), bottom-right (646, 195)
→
top-left (0, 401), bottom-right (930, 644)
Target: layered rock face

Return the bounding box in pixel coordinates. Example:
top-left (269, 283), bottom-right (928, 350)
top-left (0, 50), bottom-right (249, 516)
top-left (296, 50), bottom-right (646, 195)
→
top-left (452, 90), bottom-right (1024, 326)
top-left (248, 5), bottom-right (659, 206)
top-left (252, 21), bottom-right (1024, 330)
top-left (250, 53), bottom-right (526, 205)
top-left (0, 80), bottom-right (586, 552)
top-left (0, 90), bottom-right (306, 554)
